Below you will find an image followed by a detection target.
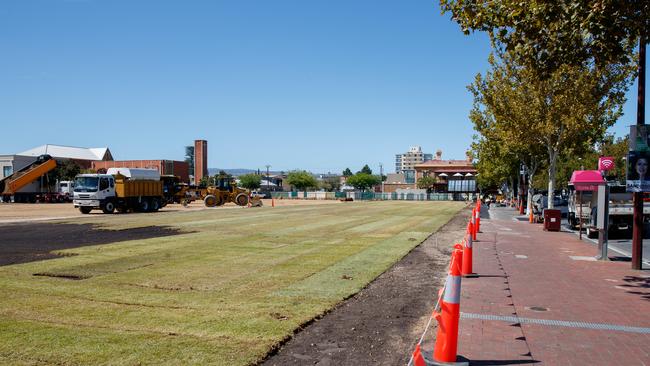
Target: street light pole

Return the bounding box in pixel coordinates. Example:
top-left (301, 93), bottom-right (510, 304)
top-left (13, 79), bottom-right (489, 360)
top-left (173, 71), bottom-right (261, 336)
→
top-left (632, 34), bottom-right (646, 270)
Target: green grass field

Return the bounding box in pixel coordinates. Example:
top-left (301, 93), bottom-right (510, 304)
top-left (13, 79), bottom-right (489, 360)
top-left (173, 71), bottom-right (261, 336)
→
top-left (0, 201), bottom-right (463, 365)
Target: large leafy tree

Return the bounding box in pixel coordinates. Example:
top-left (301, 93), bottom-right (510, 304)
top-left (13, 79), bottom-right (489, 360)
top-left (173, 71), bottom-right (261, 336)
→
top-left (416, 176), bottom-right (437, 193)
top-left (286, 170), bottom-right (318, 191)
top-left (346, 173), bottom-right (381, 192)
top-left (342, 168), bottom-right (353, 177)
top-left (238, 174), bottom-right (261, 191)
top-left (440, 0), bottom-right (648, 74)
top-left (469, 53), bottom-right (630, 208)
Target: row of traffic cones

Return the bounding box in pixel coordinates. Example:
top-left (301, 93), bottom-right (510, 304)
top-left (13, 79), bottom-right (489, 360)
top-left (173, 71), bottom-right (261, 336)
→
top-left (411, 201), bottom-right (481, 366)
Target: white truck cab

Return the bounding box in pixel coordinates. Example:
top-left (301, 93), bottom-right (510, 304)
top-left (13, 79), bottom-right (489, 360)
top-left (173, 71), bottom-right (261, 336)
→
top-left (73, 174), bottom-right (116, 213)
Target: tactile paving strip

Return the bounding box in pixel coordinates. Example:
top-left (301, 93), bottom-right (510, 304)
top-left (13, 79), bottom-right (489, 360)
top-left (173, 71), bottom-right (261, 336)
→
top-left (461, 312), bottom-right (650, 334)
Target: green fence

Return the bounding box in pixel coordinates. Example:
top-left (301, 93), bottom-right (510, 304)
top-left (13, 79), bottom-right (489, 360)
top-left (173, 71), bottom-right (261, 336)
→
top-left (269, 191), bottom-right (467, 201)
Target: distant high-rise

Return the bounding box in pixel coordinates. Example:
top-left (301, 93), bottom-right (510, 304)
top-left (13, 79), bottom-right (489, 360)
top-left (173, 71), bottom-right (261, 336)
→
top-left (395, 146), bottom-right (433, 183)
top-left (194, 140), bottom-right (208, 183)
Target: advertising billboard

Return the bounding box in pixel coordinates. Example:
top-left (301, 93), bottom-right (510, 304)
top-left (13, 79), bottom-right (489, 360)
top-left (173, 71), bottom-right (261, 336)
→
top-left (627, 124), bottom-right (650, 192)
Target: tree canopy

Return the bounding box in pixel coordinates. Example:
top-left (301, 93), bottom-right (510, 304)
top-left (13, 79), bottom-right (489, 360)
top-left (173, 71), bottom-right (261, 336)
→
top-left (238, 174), bottom-right (261, 191)
top-left (358, 165), bottom-right (373, 175)
top-left (416, 176), bottom-right (437, 193)
top-left (346, 173), bottom-right (380, 192)
top-left (440, 0), bottom-right (649, 74)
top-left (286, 171), bottom-right (318, 191)
top-left (469, 52), bottom-right (631, 207)
top-left (342, 168), bottom-right (353, 177)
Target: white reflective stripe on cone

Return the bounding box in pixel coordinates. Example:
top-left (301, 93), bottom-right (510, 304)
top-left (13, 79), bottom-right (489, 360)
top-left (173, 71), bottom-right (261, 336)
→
top-left (443, 275), bottom-right (462, 304)
top-left (466, 236), bottom-right (472, 248)
top-left (475, 210), bottom-right (479, 219)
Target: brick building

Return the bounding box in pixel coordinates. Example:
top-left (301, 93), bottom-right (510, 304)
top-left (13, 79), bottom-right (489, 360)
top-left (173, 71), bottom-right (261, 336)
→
top-left (92, 160), bottom-right (189, 182)
top-left (414, 152), bottom-right (477, 193)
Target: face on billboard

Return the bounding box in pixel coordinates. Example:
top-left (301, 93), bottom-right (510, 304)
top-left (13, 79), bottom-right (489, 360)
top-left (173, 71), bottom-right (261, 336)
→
top-left (627, 150), bottom-right (650, 192)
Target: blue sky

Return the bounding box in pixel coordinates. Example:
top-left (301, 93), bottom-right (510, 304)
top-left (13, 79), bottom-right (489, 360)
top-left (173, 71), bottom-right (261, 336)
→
top-left (0, 1), bottom-right (646, 173)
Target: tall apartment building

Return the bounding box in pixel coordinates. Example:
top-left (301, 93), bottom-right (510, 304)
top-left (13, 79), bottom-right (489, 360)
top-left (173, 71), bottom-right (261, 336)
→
top-left (194, 140), bottom-right (208, 183)
top-left (395, 146), bottom-right (433, 183)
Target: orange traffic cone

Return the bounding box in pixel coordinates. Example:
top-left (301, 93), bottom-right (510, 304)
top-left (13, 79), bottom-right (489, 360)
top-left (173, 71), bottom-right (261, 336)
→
top-left (461, 236), bottom-right (476, 278)
top-left (529, 210), bottom-right (534, 223)
top-left (432, 246), bottom-right (465, 364)
top-left (471, 217), bottom-right (477, 242)
top-left (475, 207), bottom-right (481, 232)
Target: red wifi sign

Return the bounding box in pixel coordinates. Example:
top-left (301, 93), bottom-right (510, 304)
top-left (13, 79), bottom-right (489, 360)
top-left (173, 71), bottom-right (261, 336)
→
top-left (598, 156), bottom-right (615, 171)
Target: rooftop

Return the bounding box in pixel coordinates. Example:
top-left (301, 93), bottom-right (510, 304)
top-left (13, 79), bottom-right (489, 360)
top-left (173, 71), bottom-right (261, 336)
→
top-left (18, 144), bottom-right (113, 161)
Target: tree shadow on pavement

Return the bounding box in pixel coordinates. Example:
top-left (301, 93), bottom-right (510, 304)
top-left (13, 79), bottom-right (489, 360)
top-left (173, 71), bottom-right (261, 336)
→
top-left (620, 275), bottom-right (650, 301)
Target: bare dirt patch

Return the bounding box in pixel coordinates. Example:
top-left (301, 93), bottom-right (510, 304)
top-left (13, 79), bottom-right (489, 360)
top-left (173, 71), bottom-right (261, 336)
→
top-left (261, 207), bottom-right (471, 365)
top-left (0, 223), bottom-right (184, 266)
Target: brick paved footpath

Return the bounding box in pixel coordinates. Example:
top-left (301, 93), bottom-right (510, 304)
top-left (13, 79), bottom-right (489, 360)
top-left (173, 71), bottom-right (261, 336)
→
top-left (438, 206), bottom-right (650, 366)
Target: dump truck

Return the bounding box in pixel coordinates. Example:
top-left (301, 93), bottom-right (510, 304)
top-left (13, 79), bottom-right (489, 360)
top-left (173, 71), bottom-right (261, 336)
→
top-left (0, 154), bottom-right (60, 203)
top-left (73, 168), bottom-right (174, 214)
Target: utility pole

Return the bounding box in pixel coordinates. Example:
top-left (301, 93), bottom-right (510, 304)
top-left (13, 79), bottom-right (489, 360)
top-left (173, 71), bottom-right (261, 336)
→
top-left (633, 34), bottom-right (646, 270)
top-left (379, 163), bottom-right (384, 195)
top-left (265, 164), bottom-right (271, 192)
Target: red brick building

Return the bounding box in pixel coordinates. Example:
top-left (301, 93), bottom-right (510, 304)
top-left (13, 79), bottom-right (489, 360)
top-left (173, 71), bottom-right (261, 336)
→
top-left (92, 160), bottom-right (190, 182)
top-left (194, 140), bottom-right (208, 183)
top-left (414, 155), bottom-right (477, 193)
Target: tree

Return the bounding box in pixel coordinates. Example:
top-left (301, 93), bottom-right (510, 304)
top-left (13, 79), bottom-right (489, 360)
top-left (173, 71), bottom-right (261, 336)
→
top-left (238, 174), bottom-right (261, 191)
top-left (440, 1), bottom-right (648, 75)
top-left (320, 176), bottom-right (342, 192)
top-left (358, 165), bottom-right (373, 175)
top-left (47, 160), bottom-right (81, 187)
top-left (185, 146), bottom-right (194, 175)
top-left (417, 176), bottom-right (437, 193)
top-left (286, 170), bottom-right (318, 191)
top-left (342, 168), bottom-right (353, 177)
top-left (469, 52), bottom-right (631, 208)
top-left (346, 173), bottom-right (381, 192)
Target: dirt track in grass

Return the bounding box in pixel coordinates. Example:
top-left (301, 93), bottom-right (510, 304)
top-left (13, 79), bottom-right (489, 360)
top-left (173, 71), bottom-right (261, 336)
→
top-left (0, 223), bottom-right (184, 266)
top-left (261, 207), bottom-right (471, 366)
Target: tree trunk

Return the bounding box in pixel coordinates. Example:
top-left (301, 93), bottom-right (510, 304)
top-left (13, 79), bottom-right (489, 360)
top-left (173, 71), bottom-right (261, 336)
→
top-left (527, 172), bottom-right (534, 215)
top-left (547, 149), bottom-right (558, 209)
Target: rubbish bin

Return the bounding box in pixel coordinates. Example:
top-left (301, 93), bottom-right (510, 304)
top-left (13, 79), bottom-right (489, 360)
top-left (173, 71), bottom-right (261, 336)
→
top-left (543, 209), bottom-right (562, 231)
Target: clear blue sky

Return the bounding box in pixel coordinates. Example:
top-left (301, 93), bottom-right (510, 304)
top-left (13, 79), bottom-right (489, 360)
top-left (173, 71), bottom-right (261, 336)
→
top-left (0, 1), bottom-right (646, 173)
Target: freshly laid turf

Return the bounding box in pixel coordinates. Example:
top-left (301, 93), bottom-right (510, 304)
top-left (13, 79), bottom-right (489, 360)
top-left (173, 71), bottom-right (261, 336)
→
top-left (0, 201), bottom-right (463, 365)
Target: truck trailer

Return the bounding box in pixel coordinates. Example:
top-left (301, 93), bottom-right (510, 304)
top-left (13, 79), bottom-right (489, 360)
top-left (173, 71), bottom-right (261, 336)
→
top-left (73, 168), bottom-right (172, 214)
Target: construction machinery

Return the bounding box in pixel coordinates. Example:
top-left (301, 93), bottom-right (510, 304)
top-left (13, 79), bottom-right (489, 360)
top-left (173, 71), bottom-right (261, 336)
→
top-left (174, 175), bottom-right (262, 208)
top-left (0, 154), bottom-right (62, 203)
top-left (73, 168), bottom-right (175, 214)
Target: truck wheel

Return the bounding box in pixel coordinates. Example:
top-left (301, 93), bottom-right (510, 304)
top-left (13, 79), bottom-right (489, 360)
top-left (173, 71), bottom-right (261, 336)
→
top-left (235, 193), bottom-right (249, 206)
top-left (151, 199), bottom-right (160, 212)
top-left (79, 207), bottom-right (92, 214)
top-left (204, 195), bottom-right (218, 207)
top-left (139, 199), bottom-right (150, 212)
top-left (102, 201), bottom-right (115, 214)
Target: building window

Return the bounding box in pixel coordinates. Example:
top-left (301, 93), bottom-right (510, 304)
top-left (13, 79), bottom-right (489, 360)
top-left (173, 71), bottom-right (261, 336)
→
top-left (405, 170), bottom-right (415, 184)
top-left (2, 166), bottom-right (12, 177)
